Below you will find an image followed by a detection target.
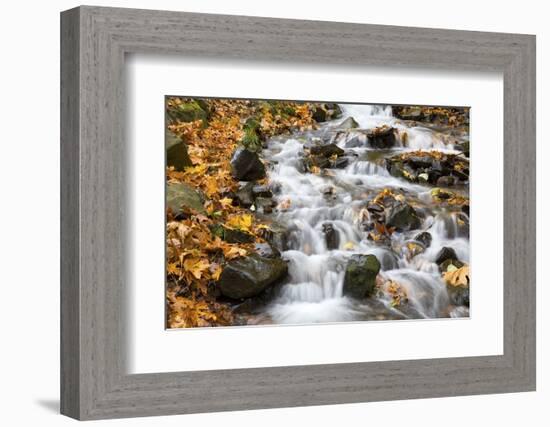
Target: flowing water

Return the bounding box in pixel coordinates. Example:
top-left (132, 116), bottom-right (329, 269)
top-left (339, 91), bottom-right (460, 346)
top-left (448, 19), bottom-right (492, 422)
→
top-left (258, 104), bottom-right (470, 325)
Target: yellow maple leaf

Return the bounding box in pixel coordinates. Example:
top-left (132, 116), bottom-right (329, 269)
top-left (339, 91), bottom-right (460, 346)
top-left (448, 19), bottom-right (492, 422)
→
top-left (226, 214), bottom-right (253, 231)
top-left (219, 197), bottom-right (233, 208)
top-left (443, 265), bottom-right (470, 288)
top-left (183, 257), bottom-right (210, 279)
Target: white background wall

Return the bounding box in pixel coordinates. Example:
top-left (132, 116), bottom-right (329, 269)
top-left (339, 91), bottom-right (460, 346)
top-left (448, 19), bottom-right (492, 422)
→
top-left (0, 0), bottom-right (546, 425)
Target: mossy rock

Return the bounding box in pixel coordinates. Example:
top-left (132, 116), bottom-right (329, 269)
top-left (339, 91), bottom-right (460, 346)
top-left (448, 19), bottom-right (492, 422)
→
top-left (343, 254), bottom-right (381, 299)
top-left (167, 100), bottom-right (208, 126)
top-left (166, 130), bottom-right (192, 171)
top-left (166, 182), bottom-right (206, 216)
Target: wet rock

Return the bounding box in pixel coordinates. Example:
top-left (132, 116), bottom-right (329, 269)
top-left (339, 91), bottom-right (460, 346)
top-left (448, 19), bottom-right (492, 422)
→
top-left (210, 223), bottom-right (255, 244)
top-left (435, 246), bottom-right (458, 265)
top-left (230, 147), bottom-right (266, 181)
top-left (259, 221), bottom-right (289, 252)
top-left (254, 197), bottom-right (276, 214)
top-left (436, 175), bottom-right (457, 187)
top-left (322, 222), bottom-right (340, 250)
top-left (312, 106), bottom-right (328, 122)
top-left (404, 241), bottom-right (425, 259)
top-left (345, 133), bottom-right (368, 148)
top-left (324, 103), bottom-right (343, 119)
top-left (386, 203), bottom-right (421, 231)
top-left (385, 152), bottom-right (469, 185)
top-left (447, 284), bottom-right (470, 307)
top-left (166, 182), bottom-right (206, 216)
top-left (330, 157), bottom-right (350, 169)
top-left (309, 143), bottom-right (345, 158)
top-left (218, 253), bottom-right (288, 299)
top-left (166, 130), bottom-right (192, 171)
top-left (414, 231), bottom-right (432, 248)
top-left (367, 126), bottom-right (397, 148)
top-left (337, 117), bottom-right (359, 129)
top-left (439, 258), bottom-right (464, 273)
top-left (343, 254), bottom-right (381, 299)
top-left (235, 182), bottom-right (255, 207)
top-left (252, 185), bottom-right (273, 199)
top-left (254, 242), bottom-right (281, 259)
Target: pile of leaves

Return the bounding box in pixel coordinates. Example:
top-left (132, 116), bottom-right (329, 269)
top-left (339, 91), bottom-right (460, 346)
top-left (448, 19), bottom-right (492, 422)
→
top-left (165, 98), bottom-right (318, 328)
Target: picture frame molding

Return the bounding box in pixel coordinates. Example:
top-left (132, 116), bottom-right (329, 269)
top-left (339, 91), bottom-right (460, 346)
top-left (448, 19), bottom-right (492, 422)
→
top-left (60, 5), bottom-right (536, 420)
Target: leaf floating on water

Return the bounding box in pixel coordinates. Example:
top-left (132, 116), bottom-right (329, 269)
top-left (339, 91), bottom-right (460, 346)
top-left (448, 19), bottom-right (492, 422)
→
top-left (343, 241), bottom-right (355, 250)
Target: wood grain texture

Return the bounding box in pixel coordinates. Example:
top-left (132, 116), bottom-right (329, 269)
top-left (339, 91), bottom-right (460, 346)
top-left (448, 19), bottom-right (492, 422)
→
top-left (60, 6), bottom-right (536, 420)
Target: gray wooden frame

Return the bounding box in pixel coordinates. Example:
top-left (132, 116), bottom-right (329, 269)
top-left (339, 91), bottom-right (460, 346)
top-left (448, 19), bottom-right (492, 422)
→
top-left (60, 5), bottom-right (536, 421)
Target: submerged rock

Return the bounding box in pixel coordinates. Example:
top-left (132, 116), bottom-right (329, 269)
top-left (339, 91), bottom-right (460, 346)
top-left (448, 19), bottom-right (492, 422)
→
top-left (235, 182), bottom-right (255, 207)
top-left (218, 253), bottom-right (288, 299)
top-left (230, 147), bottom-right (266, 181)
top-left (343, 254), bottom-right (381, 299)
top-left (166, 182), bottom-right (206, 216)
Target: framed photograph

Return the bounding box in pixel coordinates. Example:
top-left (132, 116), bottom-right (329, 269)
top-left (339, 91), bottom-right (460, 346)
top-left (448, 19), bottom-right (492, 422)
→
top-left (61, 6), bottom-right (536, 420)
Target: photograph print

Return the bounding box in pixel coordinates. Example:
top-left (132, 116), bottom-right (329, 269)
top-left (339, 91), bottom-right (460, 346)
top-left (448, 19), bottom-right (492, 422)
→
top-left (165, 97), bottom-right (470, 328)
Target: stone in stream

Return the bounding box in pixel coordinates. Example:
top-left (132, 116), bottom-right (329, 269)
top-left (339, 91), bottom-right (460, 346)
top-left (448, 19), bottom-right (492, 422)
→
top-left (386, 203), bottom-right (421, 231)
top-left (436, 175), bottom-right (457, 187)
top-left (254, 242), bottom-right (281, 259)
top-left (414, 231), bottom-right (432, 248)
top-left (252, 185), bottom-right (273, 199)
top-left (345, 133), bottom-right (368, 148)
top-left (322, 222), bottom-right (340, 250)
top-left (309, 143), bottom-right (345, 157)
top-left (312, 106), bottom-right (328, 122)
top-left (342, 254), bottom-right (381, 299)
top-left (166, 130), bottom-right (192, 171)
top-left (235, 182), bottom-right (255, 207)
top-left (435, 246), bottom-right (458, 265)
top-left (439, 258), bottom-right (464, 273)
top-left (218, 253), bottom-right (288, 300)
top-left (254, 197), bottom-right (276, 214)
top-left (447, 284), bottom-right (470, 307)
top-left (366, 126), bottom-right (397, 148)
top-left (166, 182), bottom-right (206, 216)
top-left (336, 116), bottom-right (359, 129)
top-left (230, 147), bottom-right (266, 181)
top-left (258, 220), bottom-right (289, 253)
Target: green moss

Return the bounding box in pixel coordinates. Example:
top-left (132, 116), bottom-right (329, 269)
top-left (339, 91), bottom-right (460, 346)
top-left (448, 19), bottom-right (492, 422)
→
top-left (167, 100), bottom-right (208, 127)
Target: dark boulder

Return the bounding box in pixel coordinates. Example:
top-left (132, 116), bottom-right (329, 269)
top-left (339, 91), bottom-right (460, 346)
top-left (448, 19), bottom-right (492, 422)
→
top-left (343, 254), bottom-right (381, 299)
top-left (322, 222), bottom-right (340, 250)
top-left (436, 175), bottom-right (457, 187)
top-left (218, 253), bottom-right (288, 299)
top-left (414, 231), bottom-right (432, 248)
top-left (386, 203), bottom-right (421, 231)
top-left (367, 126), bottom-right (397, 148)
top-left (166, 130), bottom-right (192, 171)
top-left (230, 147), bottom-right (266, 181)
top-left (435, 246), bottom-right (458, 265)
top-left (312, 106), bottom-right (328, 122)
top-left (309, 143), bottom-right (345, 158)
top-left (254, 242), bottom-right (281, 259)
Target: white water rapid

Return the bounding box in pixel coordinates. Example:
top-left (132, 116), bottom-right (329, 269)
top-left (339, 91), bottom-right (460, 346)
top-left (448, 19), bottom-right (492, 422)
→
top-left (258, 104), bottom-right (469, 325)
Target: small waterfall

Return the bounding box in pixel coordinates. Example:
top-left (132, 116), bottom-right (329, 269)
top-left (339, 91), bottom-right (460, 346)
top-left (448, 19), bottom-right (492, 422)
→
top-left (258, 103), bottom-right (469, 325)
